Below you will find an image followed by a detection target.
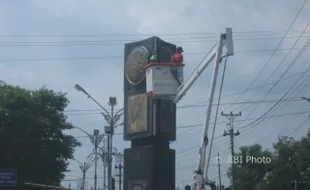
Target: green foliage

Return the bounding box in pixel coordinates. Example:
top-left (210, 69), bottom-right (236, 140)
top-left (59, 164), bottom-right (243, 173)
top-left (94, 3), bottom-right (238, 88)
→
top-left (184, 185), bottom-right (191, 190)
top-left (226, 130), bottom-right (310, 190)
top-left (0, 82), bottom-right (81, 188)
top-left (206, 181), bottom-right (216, 190)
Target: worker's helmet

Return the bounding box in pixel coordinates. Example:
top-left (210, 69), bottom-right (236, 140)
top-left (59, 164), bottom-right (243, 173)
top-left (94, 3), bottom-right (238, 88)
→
top-left (176, 46), bottom-right (184, 53)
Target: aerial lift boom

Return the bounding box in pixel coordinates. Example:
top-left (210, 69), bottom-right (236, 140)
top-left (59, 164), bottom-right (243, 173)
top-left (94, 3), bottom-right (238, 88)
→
top-left (172, 28), bottom-right (234, 190)
top-left (143, 27), bottom-right (234, 190)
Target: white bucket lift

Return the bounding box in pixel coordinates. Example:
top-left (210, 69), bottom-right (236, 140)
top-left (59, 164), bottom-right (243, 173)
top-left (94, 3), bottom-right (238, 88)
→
top-left (144, 62), bottom-right (185, 99)
top-left (144, 28), bottom-right (234, 107)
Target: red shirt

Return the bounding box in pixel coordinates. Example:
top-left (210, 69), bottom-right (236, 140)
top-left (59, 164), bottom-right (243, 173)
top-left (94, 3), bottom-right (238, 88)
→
top-left (170, 52), bottom-right (183, 63)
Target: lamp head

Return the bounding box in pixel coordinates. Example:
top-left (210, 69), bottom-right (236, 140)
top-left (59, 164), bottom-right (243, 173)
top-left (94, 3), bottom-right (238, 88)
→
top-left (109, 96), bottom-right (117, 107)
top-left (93, 129), bottom-right (99, 135)
top-left (74, 84), bottom-right (89, 95)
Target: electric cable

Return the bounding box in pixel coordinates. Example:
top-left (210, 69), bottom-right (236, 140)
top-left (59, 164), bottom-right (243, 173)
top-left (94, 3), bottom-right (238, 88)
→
top-left (63, 97), bottom-right (304, 115)
top-left (235, 20), bottom-right (310, 115)
top-left (0, 47), bottom-right (309, 64)
top-left (238, 33), bottom-right (310, 129)
top-left (1, 35), bottom-right (310, 47)
top-left (221, 0), bottom-right (309, 113)
top-left (2, 30), bottom-right (310, 37)
top-left (288, 117), bottom-right (310, 136)
top-left (172, 110), bottom-right (310, 157)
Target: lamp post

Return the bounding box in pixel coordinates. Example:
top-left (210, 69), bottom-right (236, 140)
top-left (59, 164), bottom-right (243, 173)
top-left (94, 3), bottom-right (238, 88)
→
top-left (73, 126), bottom-right (104, 190)
top-left (74, 84), bottom-right (124, 190)
top-left (98, 146), bottom-right (124, 190)
top-left (73, 159), bottom-right (93, 190)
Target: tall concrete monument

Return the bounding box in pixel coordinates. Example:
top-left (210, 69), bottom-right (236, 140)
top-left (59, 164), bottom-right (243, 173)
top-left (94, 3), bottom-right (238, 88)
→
top-left (123, 37), bottom-right (177, 190)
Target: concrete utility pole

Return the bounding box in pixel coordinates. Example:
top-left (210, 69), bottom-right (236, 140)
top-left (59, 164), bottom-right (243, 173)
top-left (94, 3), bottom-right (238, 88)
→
top-left (217, 152), bottom-right (222, 190)
top-left (115, 163), bottom-right (123, 190)
top-left (221, 111), bottom-right (241, 190)
top-left (74, 84), bottom-right (124, 190)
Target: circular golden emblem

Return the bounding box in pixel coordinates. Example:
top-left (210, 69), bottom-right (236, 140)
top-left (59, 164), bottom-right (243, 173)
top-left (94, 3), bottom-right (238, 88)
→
top-left (125, 46), bottom-right (149, 85)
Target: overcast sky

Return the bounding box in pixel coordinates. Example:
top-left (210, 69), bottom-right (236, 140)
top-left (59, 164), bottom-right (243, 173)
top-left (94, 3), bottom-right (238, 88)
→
top-left (1, 0), bottom-right (310, 189)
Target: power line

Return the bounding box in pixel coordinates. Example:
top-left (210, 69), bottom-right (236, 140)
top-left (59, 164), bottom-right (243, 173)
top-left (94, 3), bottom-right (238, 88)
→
top-left (239, 30), bottom-right (310, 130)
top-left (224, 0), bottom-right (309, 113)
top-left (64, 97), bottom-right (304, 115)
top-left (1, 35), bottom-right (310, 47)
top-left (1, 29), bottom-right (310, 37)
top-left (235, 19), bottom-right (310, 117)
top-left (0, 47), bottom-right (309, 63)
top-left (175, 108), bottom-right (310, 159)
top-left (173, 109), bottom-right (310, 156)
top-left (218, 70), bottom-right (308, 99)
top-left (236, 76), bottom-right (310, 140)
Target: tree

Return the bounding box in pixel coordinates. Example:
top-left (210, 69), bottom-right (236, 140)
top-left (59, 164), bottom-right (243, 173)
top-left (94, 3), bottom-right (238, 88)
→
top-left (266, 133), bottom-right (310, 189)
top-left (227, 144), bottom-right (274, 190)
top-left (184, 184), bottom-right (191, 190)
top-left (0, 83), bottom-right (81, 189)
top-left (225, 131), bottom-right (310, 189)
top-left (205, 181), bottom-right (216, 190)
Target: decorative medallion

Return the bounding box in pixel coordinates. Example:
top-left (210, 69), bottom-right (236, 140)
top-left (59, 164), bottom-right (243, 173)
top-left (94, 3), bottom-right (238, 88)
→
top-left (125, 46), bottom-right (149, 85)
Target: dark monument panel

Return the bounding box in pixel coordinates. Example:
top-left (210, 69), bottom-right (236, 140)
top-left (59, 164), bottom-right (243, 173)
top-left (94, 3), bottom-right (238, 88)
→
top-left (156, 99), bottom-right (176, 141)
top-left (123, 37), bottom-right (177, 141)
top-left (124, 146), bottom-right (153, 190)
top-left (123, 146), bottom-right (175, 190)
top-left (155, 147), bottom-right (175, 190)
top-left (155, 38), bottom-right (176, 63)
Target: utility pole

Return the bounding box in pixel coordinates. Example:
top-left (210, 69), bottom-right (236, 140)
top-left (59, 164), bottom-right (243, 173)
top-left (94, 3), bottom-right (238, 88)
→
top-left (115, 163), bottom-right (123, 190)
top-left (221, 111), bottom-right (241, 190)
top-left (217, 152), bottom-right (222, 190)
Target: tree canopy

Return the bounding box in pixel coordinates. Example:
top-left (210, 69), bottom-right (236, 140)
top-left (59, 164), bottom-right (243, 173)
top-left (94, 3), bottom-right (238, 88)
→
top-left (0, 82), bottom-right (81, 189)
top-left (226, 130), bottom-right (310, 190)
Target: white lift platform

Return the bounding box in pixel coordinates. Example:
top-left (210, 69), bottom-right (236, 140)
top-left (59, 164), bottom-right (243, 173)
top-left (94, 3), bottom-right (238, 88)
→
top-left (144, 28), bottom-right (233, 105)
top-left (144, 28), bottom-right (234, 190)
top-left (144, 62), bottom-right (185, 99)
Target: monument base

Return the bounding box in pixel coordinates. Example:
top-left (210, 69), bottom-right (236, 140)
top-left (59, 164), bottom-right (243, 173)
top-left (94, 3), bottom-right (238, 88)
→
top-left (123, 144), bottom-right (175, 190)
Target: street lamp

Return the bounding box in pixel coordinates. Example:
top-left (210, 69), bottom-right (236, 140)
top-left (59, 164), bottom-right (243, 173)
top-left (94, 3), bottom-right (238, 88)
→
top-left (74, 84), bottom-right (110, 120)
top-left (73, 158), bottom-right (93, 190)
top-left (73, 126), bottom-right (104, 190)
top-left (74, 84), bottom-right (124, 190)
top-left (97, 146), bottom-right (123, 190)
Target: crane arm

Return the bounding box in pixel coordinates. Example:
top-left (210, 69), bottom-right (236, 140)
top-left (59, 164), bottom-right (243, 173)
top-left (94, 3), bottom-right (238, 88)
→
top-left (192, 28), bottom-right (234, 190)
top-left (172, 43), bottom-right (218, 104)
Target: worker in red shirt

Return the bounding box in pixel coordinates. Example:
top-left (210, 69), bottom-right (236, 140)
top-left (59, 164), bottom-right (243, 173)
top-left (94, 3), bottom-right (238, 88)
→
top-left (170, 46), bottom-right (184, 85)
top-left (170, 46), bottom-right (184, 64)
